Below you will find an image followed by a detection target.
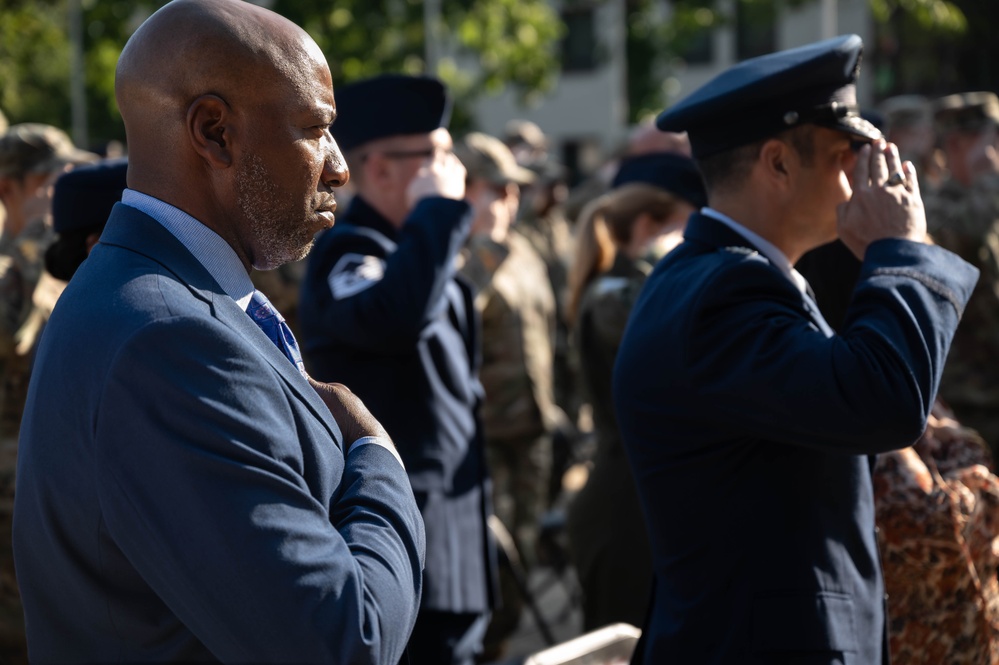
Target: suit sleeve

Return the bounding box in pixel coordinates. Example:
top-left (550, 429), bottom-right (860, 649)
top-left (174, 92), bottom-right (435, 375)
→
top-left (93, 315), bottom-right (425, 663)
top-left (315, 197), bottom-right (471, 352)
top-left (683, 239), bottom-right (979, 454)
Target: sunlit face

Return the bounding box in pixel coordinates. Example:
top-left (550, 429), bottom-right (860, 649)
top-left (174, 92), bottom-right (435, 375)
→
top-left (234, 51), bottom-right (348, 271)
top-left (0, 168), bottom-right (64, 234)
top-left (635, 200), bottom-right (696, 261)
top-left (373, 127), bottom-right (453, 190)
top-left (357, 127), bottom-right (453, 225)
top-left (787, 127), bottom-right (860, 246)
top-left (465, 178), bottom-right (519, 237)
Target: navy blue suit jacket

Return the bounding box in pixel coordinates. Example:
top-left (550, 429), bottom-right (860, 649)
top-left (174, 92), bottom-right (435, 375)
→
top-left (300, 195), bottom-right (496, 613)
top-left (613, 213), bottom-right (978, 665)
top-left (13, 204), bottom-right (425, 663)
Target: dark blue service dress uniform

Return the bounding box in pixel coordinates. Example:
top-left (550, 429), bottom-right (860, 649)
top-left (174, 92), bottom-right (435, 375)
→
top-left (613, 213), bottom-right (979, 665)
top-left (299, 195), bottom-right (497, 654)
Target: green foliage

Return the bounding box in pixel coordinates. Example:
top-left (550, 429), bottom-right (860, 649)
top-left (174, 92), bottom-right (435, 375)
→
top-left (627, 0), bottom-right (723, 123)
top-left (0, 0), bottom-right (73, 129)
top-left (625, 0), bottom-right (967, 123)
top-left (869, 0), bottom-right (966, 32)
top-left (0, 0), bottom-right (971, 144)
top-left (272, 0), bottom-right (563, 130)
top-left (1, 0), bottom-right (561, 144)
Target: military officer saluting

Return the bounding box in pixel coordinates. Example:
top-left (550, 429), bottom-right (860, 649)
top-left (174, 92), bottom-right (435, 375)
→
top-left (298, 75), bottom-right (497, 665)
top-left (613, 35), bottom-right (979, 664)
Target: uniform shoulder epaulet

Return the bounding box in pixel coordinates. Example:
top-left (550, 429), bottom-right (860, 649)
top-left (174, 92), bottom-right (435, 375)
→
top-left (719, 245), bottom-right (760, 257)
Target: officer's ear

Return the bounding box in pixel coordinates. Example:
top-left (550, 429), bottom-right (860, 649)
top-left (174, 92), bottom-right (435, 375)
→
top-left (186, 94), bottom-right (234, 169)
top-left (759, 138), bottom-right (792, 190)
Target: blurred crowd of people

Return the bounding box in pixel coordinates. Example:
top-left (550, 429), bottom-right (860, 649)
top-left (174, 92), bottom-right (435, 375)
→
top-left (5, 34), bottom-right (999, 663)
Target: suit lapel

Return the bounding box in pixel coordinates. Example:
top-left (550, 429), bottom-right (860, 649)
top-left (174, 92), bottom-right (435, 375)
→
top-left (99, 204), bottom-right (343, 448)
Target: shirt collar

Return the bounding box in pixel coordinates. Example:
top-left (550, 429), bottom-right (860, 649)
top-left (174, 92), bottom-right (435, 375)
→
top-left (699, 207), bottom-right (809, 295)
top-left (120, 189), bottom-right (255, 309)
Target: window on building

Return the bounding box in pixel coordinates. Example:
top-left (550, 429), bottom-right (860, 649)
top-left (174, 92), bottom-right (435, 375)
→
top-left (562, 6), bottom-right (598, 72)
top-left (736, 0), bottom-right (777, 61)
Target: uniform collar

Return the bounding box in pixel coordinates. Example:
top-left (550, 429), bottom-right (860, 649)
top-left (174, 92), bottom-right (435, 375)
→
top-left (693, 208), bottom-right (809, 296)
top-left (343, 195), bottom-right (401, 241)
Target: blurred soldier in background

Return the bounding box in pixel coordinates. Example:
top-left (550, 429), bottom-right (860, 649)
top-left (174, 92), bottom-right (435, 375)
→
top-left (565, 151), bottom-right (705, 633)
top-left (0, 123), bottom-right (96, 663)
top-left (880, 95), bottom-right (942, 189)
top-left (563, 120), bottom-right (690, 225)
top-left (503, 119), bottom-right (549, 171)
top-left (923, 92), bottom-right (999, 458)
top-left (516, 152), bottom-right (581, 505)
top-left (299, 75), bottom-right (497, 665)
top-left (455, 131), bottom-right (560, 660)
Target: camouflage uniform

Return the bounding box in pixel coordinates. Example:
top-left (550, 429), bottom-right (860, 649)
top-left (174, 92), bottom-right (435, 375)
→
top-left (460, 230), bottom-right (558, 655)
top-left (565, 253), bottom-right (653, 632)
top-left (0, 124), bottom-right (96, 662)
top-left (874, 401), bottom-right (999, 665)
top-left (517, 206), bottom-right (574, 416)
top-left (517, 205), bottom-right (580, 507)
top-left (0, 217), bottom-right (51, 665)
top-left (923, 173), bottom-right (999, 453)
top-left (460, 231), bottom-right (559, 564)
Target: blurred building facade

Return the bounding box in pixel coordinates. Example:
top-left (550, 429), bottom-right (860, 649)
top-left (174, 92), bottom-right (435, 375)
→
top-left (473, 0), bottom-right (873, 184)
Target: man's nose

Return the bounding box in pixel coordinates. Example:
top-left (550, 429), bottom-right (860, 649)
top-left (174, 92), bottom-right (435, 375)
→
top-left (323, 141), bottom-right (349, 188)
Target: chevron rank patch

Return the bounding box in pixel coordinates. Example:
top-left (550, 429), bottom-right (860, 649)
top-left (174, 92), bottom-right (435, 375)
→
top-left (327, 253), bottom-right (387, 300)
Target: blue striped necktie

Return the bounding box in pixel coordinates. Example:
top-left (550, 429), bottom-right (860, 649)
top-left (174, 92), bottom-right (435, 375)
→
top-left (245, 290), bottom-right (307, 378)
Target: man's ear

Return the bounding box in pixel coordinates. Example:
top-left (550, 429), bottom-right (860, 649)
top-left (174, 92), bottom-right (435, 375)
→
top-left (759, 138), bottom-right (792, 189)
top-left (186, 94), bottom-right (233, 169)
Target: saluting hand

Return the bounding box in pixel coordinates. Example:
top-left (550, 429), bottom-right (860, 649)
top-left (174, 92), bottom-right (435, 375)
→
top-left (837, 139), bottom-right (927, 260)
top-left (406, 128), bottom-right (466, 207)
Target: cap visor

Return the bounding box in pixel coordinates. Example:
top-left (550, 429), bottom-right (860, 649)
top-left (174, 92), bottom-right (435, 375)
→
top-left (830, 115), bottom-right (883, 142)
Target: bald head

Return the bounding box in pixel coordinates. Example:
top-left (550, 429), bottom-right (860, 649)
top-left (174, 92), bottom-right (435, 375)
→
top-left (114, 0), bottom-right (347, 272)
top-left (116, 0), bottom-right (327, 189)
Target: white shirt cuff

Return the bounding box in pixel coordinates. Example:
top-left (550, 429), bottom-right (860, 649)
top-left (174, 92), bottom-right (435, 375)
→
top-left (349, 435), bottom-right (405, 468)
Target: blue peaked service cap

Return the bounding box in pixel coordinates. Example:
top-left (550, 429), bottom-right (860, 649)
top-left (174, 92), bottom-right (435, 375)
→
top-left (657, 34), bottom-right (882, 159)
top-left (331, 74), bottom-right (452, 152)
top-left (612, 152), bottom-right (707, 208)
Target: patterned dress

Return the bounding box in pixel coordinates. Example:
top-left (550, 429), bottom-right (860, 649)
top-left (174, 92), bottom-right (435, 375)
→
top-left (874, 402), bottom-right (999, 665)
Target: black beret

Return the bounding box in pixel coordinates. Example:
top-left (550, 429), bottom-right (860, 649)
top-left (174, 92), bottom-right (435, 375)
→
top-left (612, 152), bottom-right (707, 208)
top-left (657, 34), bottom-right (882, 159)
top-left (51, 158), bottom-right (128, 234)
top-left (331, 75), bottom-right (451, 152)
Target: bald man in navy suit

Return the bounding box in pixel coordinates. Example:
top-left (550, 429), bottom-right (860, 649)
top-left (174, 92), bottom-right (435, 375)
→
top-left (12, 1), bottom-right (432, 661)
